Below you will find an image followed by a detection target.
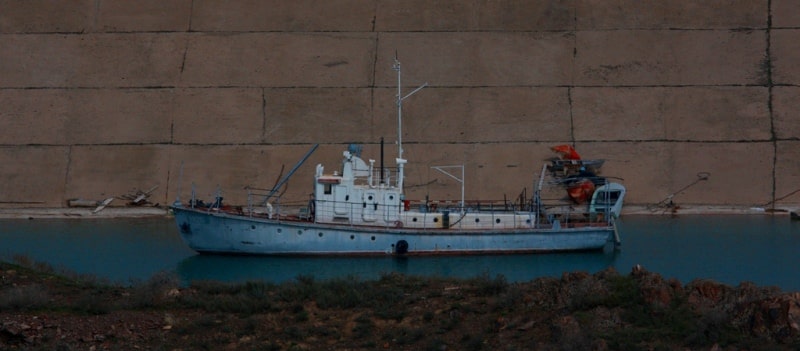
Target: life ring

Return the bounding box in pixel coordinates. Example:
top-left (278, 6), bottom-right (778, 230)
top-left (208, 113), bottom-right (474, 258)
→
top-left (395, 240), bottom-right (409, 254)
top-left (394, 220), bottom-right (403, 228)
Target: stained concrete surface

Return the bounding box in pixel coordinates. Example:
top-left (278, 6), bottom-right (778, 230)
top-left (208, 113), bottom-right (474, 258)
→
top-left (0, 0), bottom-right (798, 215)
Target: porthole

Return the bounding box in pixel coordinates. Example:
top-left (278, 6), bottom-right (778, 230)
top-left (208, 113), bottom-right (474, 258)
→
top-left (526, 219), bottom-right (531, 224)
top-left (389, 195), bottom-right (394, 200)
top-left (350, 235), bottom-right (355, 240)
top-left (371, 236), bottom-right (376, 241)
top-left (412, 217), bottom-right (418, 222)
top-left (251, 225), bottom-right (256, 229)
top-left (495, 218), bottom-right (501, 224)
top-left (368, 195), bottom-right (373, 200)
top-left (433, 218), bottom-right (439, 223)
top-left (277, 228), bottom-right (282, 234)
top-left (318, 232), bottom-right (323, 237)
top-left (475, 218), bottom-right (480, 223)
top-left (298, 230), bottom-right (303, 235)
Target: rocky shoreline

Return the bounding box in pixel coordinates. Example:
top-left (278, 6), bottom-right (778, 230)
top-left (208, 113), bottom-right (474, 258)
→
top-left (2, 259), bottom-right (799, 350)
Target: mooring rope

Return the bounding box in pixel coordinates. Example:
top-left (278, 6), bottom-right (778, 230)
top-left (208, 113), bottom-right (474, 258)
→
top-left (761, 188), bottom-right (800, 208)
top-left (647, 172), bottom-right (710, 212)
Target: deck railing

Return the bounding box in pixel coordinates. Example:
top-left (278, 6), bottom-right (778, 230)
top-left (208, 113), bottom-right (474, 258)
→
top-left (184, 184), bottom-right (616, 229)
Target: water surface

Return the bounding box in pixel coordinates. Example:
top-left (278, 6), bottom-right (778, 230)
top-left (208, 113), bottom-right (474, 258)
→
top-left (1, 215), bottom-right (798, 290)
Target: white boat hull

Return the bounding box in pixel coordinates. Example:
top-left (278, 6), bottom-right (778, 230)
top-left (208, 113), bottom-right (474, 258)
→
top-left (172, 206), bottom-right (616, 255)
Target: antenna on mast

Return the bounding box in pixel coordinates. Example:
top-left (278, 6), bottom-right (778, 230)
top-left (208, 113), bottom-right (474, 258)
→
top-left (392, 55), bottom-right (403, 160)
top-left (392, 54), bottom-right (428, 161)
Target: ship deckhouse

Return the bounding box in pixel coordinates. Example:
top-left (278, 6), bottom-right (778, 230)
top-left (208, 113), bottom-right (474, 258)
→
top-left (313, 150), bottom-right (403, 226)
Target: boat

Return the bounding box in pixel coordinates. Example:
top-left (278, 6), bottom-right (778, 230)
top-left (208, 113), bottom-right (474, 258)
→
top-left (170, 59), bottom-right (626, 256)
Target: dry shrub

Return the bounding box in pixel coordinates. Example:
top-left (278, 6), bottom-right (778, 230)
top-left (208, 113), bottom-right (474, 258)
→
top-left (0, 284), bottom-right (50, 311)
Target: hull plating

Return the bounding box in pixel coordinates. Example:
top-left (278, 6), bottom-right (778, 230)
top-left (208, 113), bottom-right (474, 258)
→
top-left (173, 207), bottom-right (614, 256)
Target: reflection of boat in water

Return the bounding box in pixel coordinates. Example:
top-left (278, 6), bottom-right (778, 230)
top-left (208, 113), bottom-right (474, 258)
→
top-left (170, 59), bottom-right (626, 256)
top-left (175, 252), bottom-right (620, 284)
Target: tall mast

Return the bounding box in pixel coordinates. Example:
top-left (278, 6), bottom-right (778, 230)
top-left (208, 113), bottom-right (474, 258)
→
top-left (392, 57), bottom-right (404, 160)
top-left (391, 55), bottom-right (427, 191)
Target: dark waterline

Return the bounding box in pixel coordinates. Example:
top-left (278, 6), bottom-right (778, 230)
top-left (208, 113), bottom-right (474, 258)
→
top-left (1, 215), bottom-right (799, 290)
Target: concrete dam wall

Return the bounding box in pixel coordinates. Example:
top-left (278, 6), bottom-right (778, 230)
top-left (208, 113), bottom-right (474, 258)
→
top-left (1, 0), bottom-right (799, 213)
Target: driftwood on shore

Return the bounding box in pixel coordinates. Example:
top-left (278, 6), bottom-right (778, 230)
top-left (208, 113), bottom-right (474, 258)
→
top-left (64, 185), bottom-right (159, 214)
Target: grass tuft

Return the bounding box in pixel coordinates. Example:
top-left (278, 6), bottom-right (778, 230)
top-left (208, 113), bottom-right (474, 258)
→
top-left (128, 270), bottom-right (181, 308)
top-left (0, 284), bottom-right (50, 311)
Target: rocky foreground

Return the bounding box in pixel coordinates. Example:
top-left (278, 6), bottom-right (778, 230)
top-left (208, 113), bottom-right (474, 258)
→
top-left (1, 260), bottom-right (800, 351)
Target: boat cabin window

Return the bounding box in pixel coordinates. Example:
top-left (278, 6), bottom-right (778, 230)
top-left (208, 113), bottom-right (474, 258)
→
top-left (605, 191), bottom-right (621, 201)
top-left (324, 184), bottom-right (332, 195)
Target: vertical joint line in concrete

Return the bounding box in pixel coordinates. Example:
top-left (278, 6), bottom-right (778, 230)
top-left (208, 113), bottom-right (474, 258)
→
top-left (63, 146), bottom-right (73, 204)
top-left (164, 157), bottom-right (172, 206)
top-left (571, 0), bottom-right (578, 88)
top-left (569, 2), bottom-right (578, 145)
top-left (180, 40), bottom-right (189, 75)
top-left (370, 0), bottom-right (379, 32)
top-left (369, 84), bottom-right (376, 141)
top-left (169, 116), bottom-right (174, 144)
top-left (766, 0), bottom-right (776, 208)
top-left (567, 87), bottom-right (575, 144)
top-left (370, 34), bottom-right (379, 88)
top-left (261, 88), bottom-right (267, 142)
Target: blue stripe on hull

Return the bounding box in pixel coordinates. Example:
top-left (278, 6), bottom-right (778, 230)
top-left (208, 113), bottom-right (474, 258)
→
top-left (173, 207), bottom-right (613, 256)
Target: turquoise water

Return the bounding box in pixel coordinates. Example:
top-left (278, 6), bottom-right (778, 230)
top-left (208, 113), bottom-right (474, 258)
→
top-left (0, 218), bottom-right (192, 284)
top-left (1, 215), bottom-right (799, 290)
